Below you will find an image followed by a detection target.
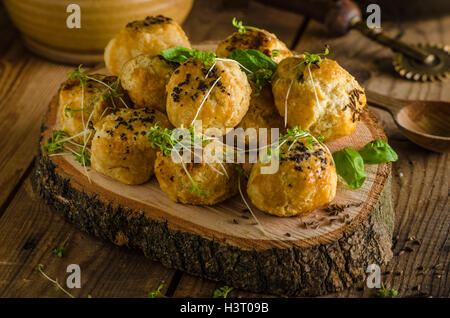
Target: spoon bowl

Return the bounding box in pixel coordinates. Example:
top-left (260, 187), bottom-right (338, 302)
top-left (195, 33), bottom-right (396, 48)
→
top-left (366, 90), bottom-right (450, 153)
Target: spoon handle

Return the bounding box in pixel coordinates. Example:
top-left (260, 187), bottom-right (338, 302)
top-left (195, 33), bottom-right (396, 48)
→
top-left (366, 90), bottom-right (409, 116)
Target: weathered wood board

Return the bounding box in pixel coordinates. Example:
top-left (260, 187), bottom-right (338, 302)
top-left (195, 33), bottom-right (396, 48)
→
top-left (33, 50), bottom-right (393, 295)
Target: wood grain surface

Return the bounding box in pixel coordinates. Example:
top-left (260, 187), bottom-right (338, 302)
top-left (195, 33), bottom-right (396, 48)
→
top-left (33, 87), bottom-right (393, 296)
top-left (0, 0), bottom-right (448, 298)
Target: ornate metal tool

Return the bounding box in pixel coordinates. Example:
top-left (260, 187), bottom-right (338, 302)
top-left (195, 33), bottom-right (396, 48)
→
top-left (351, 18), bottom-right (450, 81)
top-left (257, 0), bottom-right (450, 81)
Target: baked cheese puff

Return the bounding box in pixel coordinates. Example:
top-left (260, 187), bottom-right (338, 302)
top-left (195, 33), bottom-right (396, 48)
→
top-left (236, 85), bottom-right (284, 146)
top-left (120, 54), bottom-right (177, 112)
top-left (154, 142), bottom-right (239, 205)
top-left (91, 108), bottom-right (172, 185)
top-left (272, 56), bottom-right (366, 142)
top-left (104, 15), bottom-right (191, 75)
top-left (247, 136), bottom-right (337, 217)
top-left (216, 29), bottom-right (292, 63)
top-left (165, 58), bottom-right (251, 135)
top-left (58, 74), bottom-right (128, 145)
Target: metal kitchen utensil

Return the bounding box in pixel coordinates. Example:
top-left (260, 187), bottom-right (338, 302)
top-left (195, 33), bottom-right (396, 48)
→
top-left (351, 18), bottom-right (450, 81)
top-left (256, 0), bottom-right (450, 81)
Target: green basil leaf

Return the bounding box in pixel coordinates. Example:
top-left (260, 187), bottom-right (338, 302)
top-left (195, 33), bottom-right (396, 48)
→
top-left (227, 49), bottom-right (277, 74)
top-left (359, 139), bottom-right (398, 164)
top-left (160, 47), bottom-right (216, 66)
top-left (160, 46), bottom-right (194, 64)
top-left (332, 148), bottom-right (366, 189)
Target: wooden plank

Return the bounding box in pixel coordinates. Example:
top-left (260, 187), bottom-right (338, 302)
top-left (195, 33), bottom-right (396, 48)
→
top-left (0, 42), bottom-right (76, 214)
top-left (172, 274), bottom-right (272, 298)
top-left (292, 16), bottom-right (450, 297)
top-left (0, 177), bottom-right (177, 298)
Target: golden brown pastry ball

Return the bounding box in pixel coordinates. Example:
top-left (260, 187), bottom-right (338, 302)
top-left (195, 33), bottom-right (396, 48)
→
top-left (247, 137), bottom-right (337, 217)
top-left (91, 108), bottom-right (172, 185)
top-left (154, 144), bottom-right (239, 205)
top-left (104, 15), bottom-right (191, 75)
top-left (120, 54), bottom-right (177, 112)
top-left (272, 56), bottom-right (366, 142)
top-left (58, 74), bottom-right (128, 144)
top-left (216, 29), bottom-right (292, 63)
top-left (166, 58), bottom-right (251, 135)
top-left (236, 85), bottom-right (284, 146)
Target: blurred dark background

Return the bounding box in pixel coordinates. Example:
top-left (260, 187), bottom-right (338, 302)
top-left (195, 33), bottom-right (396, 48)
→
top-left (226, 0), bottom-right (450, 21)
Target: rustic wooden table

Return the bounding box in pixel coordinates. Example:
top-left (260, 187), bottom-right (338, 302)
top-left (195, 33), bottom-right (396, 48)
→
top-left (0, 0), bottom-right (448, 298)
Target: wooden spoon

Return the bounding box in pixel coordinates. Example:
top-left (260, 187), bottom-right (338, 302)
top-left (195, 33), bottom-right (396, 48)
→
top-left (366, 90), bottom-right (450, 153)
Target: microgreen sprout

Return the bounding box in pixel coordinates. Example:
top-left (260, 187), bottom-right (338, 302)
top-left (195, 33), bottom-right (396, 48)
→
top-left (37, 264), bottom-right (75, 298)
top-left (304, 45), bottom-right (330, 69)
top-left (249, 69), bottom-right (273, 96)
top-left (53, 246), bottom-right (63, 258)
top-left (42, 130), bottom-right (67, 153)
top-left (232, 17), bottom-right (263, 34)
top-left (191, 49), bottom-right (216, 67)
top-left (42, 130), bottom-right (91, 165)
top-left (68, 65), bottom-right (129, 108)
top-left (376, 283), bottom-right (398, 298)
top-left (213, 285), bottom-right (233, 298)
top-left (101, 76), bottom-right (124, 100)
top-left (64, 105), bottom-right (81, 118)
top-left (68, 64), bottom-right (88, 86)
top-left (52, 237), bottom-right (69, 258)
top-left (148, 283), bottom-right (167, 298)
top-left (73, 146), bottom-right (91, 167)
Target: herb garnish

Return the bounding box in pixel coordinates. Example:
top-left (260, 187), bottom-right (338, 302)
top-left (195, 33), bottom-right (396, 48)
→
top-left (359, 139), bottom-right (398, 164)
top-left (37, 264), bottom-right (75, 298)
top-left (68, 65), bottom-right (128, 108)
top-left (52, 237), bottom-right (69, 258)
top-left (213, 285), bottom-right (233, 298)
top-left (231, 17), bottom-right (263, 34)
top-left (64, 105), bottom-right (81, 117)
top-left (73, 146), bottom-right (91, 166)
top-left (376, 283), bottom-right (398, 298)
top-left (53, 246), bottom-right (63, 258)
top-left (332, 148), bottom-right (366, 190)
top-left (42, 130), bottom-right (91, 167)
top-left (304, 45), bottom-right (329, 69)
top-left (332, 140), bottom-right (398, 189)
top-left (148, 283), bottom-right (167, 298)
top-left (42, 130), bottom-right (67, 153)
top-left (160, 47), bottom-right (216, 66)
top-left (227, 49), bottom-right (278, 93)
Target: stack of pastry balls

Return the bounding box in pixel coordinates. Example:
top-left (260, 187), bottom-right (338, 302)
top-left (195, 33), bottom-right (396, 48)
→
top-left (57, 15), bottom-right (366, 217)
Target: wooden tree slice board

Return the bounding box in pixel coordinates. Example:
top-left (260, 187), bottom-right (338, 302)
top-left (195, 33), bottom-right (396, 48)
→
top-left (33, 43), bottom-right (394, 296)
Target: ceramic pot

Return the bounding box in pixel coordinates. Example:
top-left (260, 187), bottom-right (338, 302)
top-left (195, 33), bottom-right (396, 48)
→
top-left (4, 0), bottom-right (194, 64)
